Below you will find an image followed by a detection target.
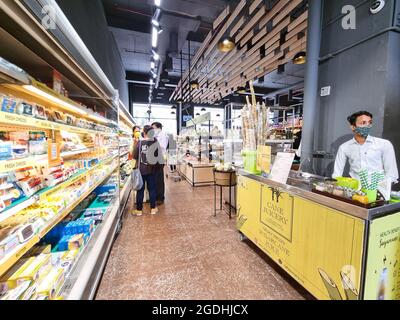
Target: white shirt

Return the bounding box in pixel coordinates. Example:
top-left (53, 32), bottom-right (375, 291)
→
top-left (155, 130), bottom-right (169, 153)
top-left (332, 136), bottom-right (399, 183)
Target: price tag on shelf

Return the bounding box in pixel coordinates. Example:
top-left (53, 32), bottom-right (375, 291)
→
top-left (0, 158), bottom-right (36, 173)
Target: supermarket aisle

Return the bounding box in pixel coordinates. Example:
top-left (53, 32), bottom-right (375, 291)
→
top-left (96, 177), bottom-right (312, 300)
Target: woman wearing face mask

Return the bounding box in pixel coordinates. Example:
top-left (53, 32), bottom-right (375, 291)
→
top-left (332, 111), bottom-right (398, 183)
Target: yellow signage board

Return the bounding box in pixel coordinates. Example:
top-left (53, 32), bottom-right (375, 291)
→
top-left (260, 186), bottom-right (293, 241)
top-left (237, 175), bottom-right (365, 300)
top-left (363, 212), bottom-right (400, 300)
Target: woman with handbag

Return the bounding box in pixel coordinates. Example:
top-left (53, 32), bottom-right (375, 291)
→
top-left (131, 125), bottom-right (161, 216)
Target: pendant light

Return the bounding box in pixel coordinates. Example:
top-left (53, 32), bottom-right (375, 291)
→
top-left (217, 36), bottom-right (235, 53)
top-left (201, 108), bottom-right (206, 112)
top-left (293, 51), bottom-right (306, 65)
top-left (190, 80), bottom-right (200, 90)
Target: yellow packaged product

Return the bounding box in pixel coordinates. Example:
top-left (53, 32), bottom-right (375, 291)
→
top-left (68, 234), bottom-right (84, 250)
top-left (36, 267), bottom-right (65, 300)
top-left (18, 282), bottom-right (37, 300)
top-left (62, 249), bottom-right (79, 263)
top-left (0, 280), bottom-right (32, 300)
top-left (0, 258), bottom-right (34, 293)
top-left (16, 254), bottom-right (51, 285)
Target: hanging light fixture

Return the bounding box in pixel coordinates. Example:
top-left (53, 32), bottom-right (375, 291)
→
top-left (171, 111), bottom-right (176, 115)
top-left (201, 108), bottom-right (206, 112)
top-left (190, 80), bottom-right (200, 90)
top-left (216, 114), bottom-right (221, 117)
top-left (171, 106), bottom-right (177, 110)
top-left (293, 51), bottom-right (306, 65)
top-left (217, 36), bottom-right (235, 53)
top-left (196, 113), bottom-right (200, 116)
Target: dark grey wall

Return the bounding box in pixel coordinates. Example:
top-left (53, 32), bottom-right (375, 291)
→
top-left (314, 0), bottom-right (400, 177)
top-left (56, 0), bottom-right (129, 108)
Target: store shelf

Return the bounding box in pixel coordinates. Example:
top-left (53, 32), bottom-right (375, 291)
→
top-left (38, 155), bottom-right (117, 200)
top-left (0, 162), bottom-right (118, 278)
top-left (63, 197), bottom-right (120, 299)
top-left (61, 149), bottom-right (91, 158)
top-left (0, 196), bottom-right (37, 224)
top-left (119, 151), bottom-right (129, 157)
top-left (0, 110), bottom-right (106, 135)
top-left (0, 235), bottom-right (40, 277)
top-left (0, 155), bottom-right (48, 173)
top-left (38, 163), bottom-right (118, 238)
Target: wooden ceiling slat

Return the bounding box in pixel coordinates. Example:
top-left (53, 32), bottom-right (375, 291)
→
top-left (213, 6), bottom-right (230, 30)
top-left (240, 29), bottom-right (255, 48)
top-left (230, 16), bottom-right (245, 37)
top-left (173, 0), bottom-right (308, 104)
top-left (272, 0), bottom-right (303, 27)
top-left (236, 6), bottom-right (266, 43)
top-left (288, 10), bottom-right (308, 32)
top-left (257, 0), bottom-right (291, 31)
top-left (249, 0), bottom-right (263, 14)
top-left (286, 20), bottom-right (308, 41)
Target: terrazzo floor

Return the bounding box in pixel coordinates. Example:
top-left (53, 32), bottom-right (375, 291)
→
top-left (96, 176), bottom-right (314, 300)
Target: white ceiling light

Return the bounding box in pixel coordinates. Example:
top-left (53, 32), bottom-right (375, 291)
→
top-left (150, 79), bottom-right (154, 86)
top-left (155, 0), bottom-right (161, 7)
top-left (152, 50), bottom-right (160, 61)
top-left (151, 71), bottom-right (157, 79)
top-left (151, 61), bottom-right (155, 69)
top-left (152, 27), bottom-right (158, 48)
top-left (151, 19), bottom-right (160, 27)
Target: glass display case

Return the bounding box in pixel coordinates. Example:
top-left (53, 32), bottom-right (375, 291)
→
top-left (223, 103), bottom-right (243, 166)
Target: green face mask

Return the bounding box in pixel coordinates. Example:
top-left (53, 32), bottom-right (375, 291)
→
top-left (354, 126), bottom-right (372, 138)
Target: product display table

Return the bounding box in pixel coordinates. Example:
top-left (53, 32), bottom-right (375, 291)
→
top-left (236, 169), bottom-right (400, 300)
top-left (177, 159), bottom-right (215, 187)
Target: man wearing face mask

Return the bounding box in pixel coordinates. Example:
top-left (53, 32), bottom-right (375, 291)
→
top-left (332, 111), bottom-right (398, 183)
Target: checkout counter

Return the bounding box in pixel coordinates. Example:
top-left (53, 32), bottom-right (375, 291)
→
top-left (237, 169), bottom-right (400, 300)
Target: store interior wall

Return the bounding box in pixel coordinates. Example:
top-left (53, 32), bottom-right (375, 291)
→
top-left (56, 0), bottom-right (129, 108)
top-left (314, 0), bottom-right (400, 177)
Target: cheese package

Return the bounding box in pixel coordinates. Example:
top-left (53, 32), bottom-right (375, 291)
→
top-left (16, 254), bottom-right (51, 285)
top-left (68, 233), bottom-right (84, 250)
top-left (0, 280), bottom-right (32, 300)
top-left (36, 267), bottom-right (65, 300)
top-left (0, 258), bottom-right (34, 293)
top-left (18, 282), bottom-right (37, 300)
top-left (62, 249), bottom-right (79, 263)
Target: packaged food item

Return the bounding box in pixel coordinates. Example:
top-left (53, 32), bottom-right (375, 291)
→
top-left (29, 131), bottom-right (47, 155)
top-left (34, 105), bottom-right (47, 120)
top-left (54, 111), bottom-right (67, 124)
top-left (0, 258), bottom-right (33, 293)
top-left (352, 194), bottom-right (369, 205)
top-left (18, 281), bottom-right (37, 300)
top-left (16, 254), bottom-right (51, 285)
top-left (0, 141), bottom-right (13, 160)
top-left (0, 280), bottom-right (32, 300)
top-left (68, 233), bottom-right (84, 250)
top-left (0, 226), bottom-right (20, 259)
top-left (36, 267), bottom-right (65, 300)
top-left (1, 96), bottom-right (18, 113)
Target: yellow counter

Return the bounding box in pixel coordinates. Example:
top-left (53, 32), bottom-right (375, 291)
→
top-left (237, 172), bottom-right (400, 300)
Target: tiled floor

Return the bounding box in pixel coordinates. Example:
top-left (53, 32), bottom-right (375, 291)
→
top-left (96, 176), bottom-right (313, 300)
